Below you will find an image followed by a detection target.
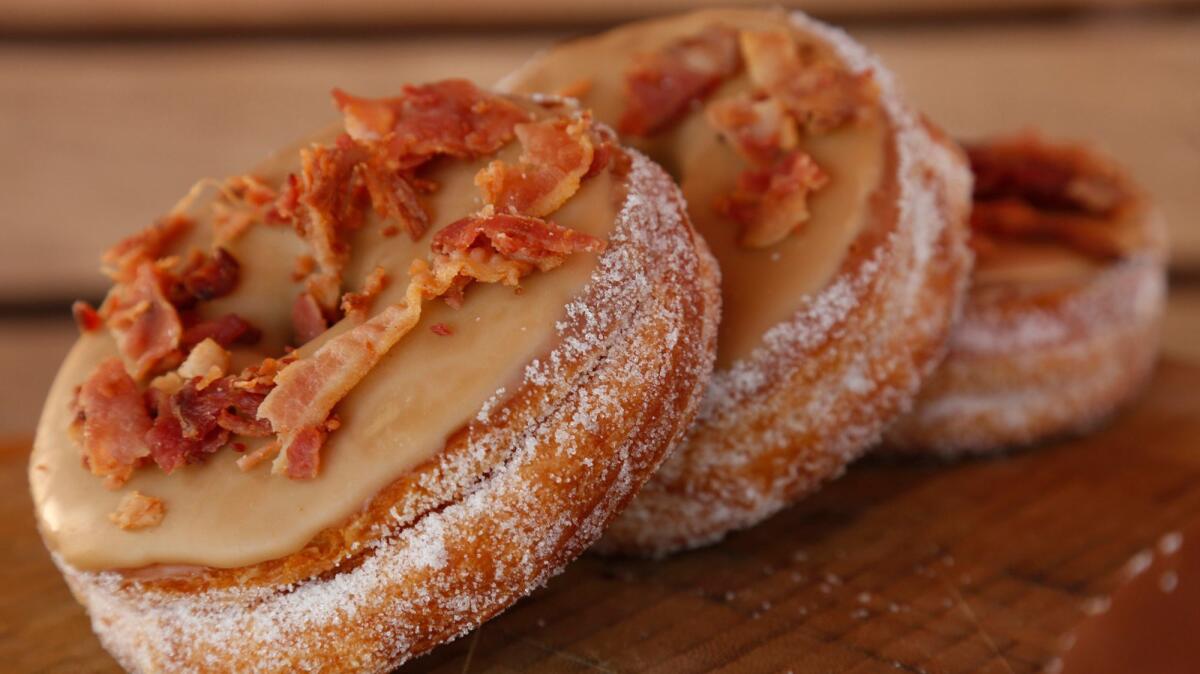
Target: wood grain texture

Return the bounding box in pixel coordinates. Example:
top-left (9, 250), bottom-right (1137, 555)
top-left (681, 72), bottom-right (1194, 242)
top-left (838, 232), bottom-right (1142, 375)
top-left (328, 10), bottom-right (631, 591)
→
top-left (4, 360), bottom-right (1200, 673)
top-left (1, 16), bottom-right (1198, 303)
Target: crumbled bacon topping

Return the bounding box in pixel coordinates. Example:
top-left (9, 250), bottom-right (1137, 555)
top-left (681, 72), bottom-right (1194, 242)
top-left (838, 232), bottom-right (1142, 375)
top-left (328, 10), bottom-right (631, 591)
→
top-left (170, 248), bottom-right (240, 309)
top-left (476, 115), bottom-right (597, 217)
top-left (109, 491), bottom-right (166, 531)
top-left (619, 25), bottom-right (741, 136)
top-left (102, 215), bottom-right (192, 284)
top-left (72, 300), bottom-right (103, 333)
top-left (291, 292), bottom-right (329, 346)
top-left (716, 150), bottom-right (829, 248)
top-left (101, 262), bottom-right (184, 380)
top-left (434, 213), bottom-right (606, 272)
top-left (71, 80), bottom-right (612, 485)
top-left (75, 357), bottom-right (153, 489)
top-left (706, 95), bottom-right (798, 165)
top-left (332, 80), bottom-right (531, 162)
top-left (180, 313), bottom-right (261, 351)
top-left (739, 29), bottom-right (874, 135)
top-left (430, 323), bottom-right (453, 336)
top-left (967, 136), bottom-right (1134, 261)
top-left (340, 266), bottom-right (390, 319)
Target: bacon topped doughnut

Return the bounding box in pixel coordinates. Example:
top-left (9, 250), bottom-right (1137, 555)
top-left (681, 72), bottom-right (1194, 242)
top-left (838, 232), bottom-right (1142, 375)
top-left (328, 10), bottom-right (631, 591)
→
top-left (30, 81), bottom-right (720, 671)
top-left (885, 133), bottom-right (1167, 455)
top-left (501, 8), bottom-right (972, 555)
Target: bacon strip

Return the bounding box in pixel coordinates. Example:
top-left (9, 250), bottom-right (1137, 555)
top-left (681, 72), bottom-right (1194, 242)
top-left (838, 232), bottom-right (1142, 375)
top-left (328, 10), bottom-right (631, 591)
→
top-left (76, 357), bottom-right (153, 489)
top-left (716, 150), bottom-right (829, 248)
top-left (739, 29), bottom-right (873, 135)
top-left (476, 116), bottom-right (596, 218)
top-left (619, 25), bottom-right (741, 136)
top-left (102, 262), bottom-right (183, 380)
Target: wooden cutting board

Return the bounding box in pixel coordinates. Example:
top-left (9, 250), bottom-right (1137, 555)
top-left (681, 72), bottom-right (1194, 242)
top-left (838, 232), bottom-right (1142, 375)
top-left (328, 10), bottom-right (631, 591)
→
top-left (4, 360), bottom-right (1199, 673)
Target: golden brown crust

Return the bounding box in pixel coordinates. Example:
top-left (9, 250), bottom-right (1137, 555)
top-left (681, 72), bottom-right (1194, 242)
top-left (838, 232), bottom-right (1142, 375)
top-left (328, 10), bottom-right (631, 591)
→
top-left (597, 115), bottom-right (971, 555)
top-left (54, 150), bottom-right (720, 671)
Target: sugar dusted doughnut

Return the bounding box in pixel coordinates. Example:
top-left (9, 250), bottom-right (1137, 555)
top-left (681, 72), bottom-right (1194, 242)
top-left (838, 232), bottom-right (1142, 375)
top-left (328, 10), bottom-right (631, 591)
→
top-left (30, 81), bottom-right (719, 671)
top-left (501, 9), bottom-right (972, 555)
top-left (885, 133), bottom-right (1167, 455)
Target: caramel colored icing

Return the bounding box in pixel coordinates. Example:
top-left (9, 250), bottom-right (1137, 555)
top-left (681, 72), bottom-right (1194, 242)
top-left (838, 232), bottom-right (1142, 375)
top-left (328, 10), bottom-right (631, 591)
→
top-left (504, 8), bottom-right (886, 367)
top-left (31, 120), bottom-right (618, 571)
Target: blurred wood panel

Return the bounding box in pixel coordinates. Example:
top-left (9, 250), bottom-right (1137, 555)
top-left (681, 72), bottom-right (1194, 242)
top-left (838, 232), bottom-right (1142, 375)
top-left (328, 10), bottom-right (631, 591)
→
top-left (1, 16), bottom-right (1197, 302)
top-left (0, 0), bottom-right (1192, 32)
top-left (5, 286), bottom-right (1198, 439)
top-left (5, 359), bottom-right (1200, 672)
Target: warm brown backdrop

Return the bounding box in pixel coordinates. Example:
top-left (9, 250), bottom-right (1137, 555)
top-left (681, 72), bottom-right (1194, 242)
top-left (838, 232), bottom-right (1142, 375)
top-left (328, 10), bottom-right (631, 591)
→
top-left (1, 2), bottom-right (1198, 672)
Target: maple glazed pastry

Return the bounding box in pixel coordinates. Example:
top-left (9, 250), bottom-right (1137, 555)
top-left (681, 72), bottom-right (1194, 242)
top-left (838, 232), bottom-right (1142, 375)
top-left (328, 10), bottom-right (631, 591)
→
top-left (29, 80), bottom-right (720, 672)
top-left (501, 8), bottom-right (973, 555)
top-left (885, 133), bottom-right (1167, 455)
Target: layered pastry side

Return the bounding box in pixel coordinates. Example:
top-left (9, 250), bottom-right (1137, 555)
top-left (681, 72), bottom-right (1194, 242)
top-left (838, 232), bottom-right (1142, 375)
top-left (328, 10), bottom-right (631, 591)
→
top-left (29, 81), bottom-right (720, 672)
top-left (885, 133), bottom-right (1167, 455)
top-left (501, 8), bottom-right (973, 555)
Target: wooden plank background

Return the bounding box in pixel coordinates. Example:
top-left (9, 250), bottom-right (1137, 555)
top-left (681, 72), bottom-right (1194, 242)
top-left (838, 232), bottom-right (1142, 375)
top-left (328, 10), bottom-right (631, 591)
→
top-left (1, 15), bottom-right (1197, 302)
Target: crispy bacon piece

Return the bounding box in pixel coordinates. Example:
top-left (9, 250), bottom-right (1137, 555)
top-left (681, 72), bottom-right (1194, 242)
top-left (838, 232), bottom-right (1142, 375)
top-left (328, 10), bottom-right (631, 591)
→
top-left (75, 357), bottom-right (153, 489)
top-left (358, 153), bottom-right (429, 240)
top-left (290, 136), bottom-right (371, 311)
top-left (739, 29), bottom-right (874, 135)
top-left (102, 215), bottom-right (192, 284)
top-left (109, 491), bottom-right (166, 530)
top-left (340, 266), bottom-right (390, 319)
top-left (170, 248), bottom-right (240, 309)
top-left (430, 323), bottom-right (453, 336)
top-left (277, 425), bottom-right (327, 480)
top-left (332, 80), bottom-right (531, 163)
top-left (619, 25), bottom-right (741, 136)
top-left (476, 116), bottom-right (596, 217)
top-left (967, 137), bottom-right (1127, 215)
top-left (146, 373), bottom-right (270, 474)
top-left (101, 262), bottom-right (183, 380)
top-left (176, 338), bottom-right (230, 383)
top-left (72, 300), bottom-right (103, 333)
top-left (716, 150), bottom-right (829, 248)
top-left (292, 292), bottom-right (329, 346)
top-left (706, 95), bottom-right (798, 165)
top-left (433, 213), bottom-right (606, 273)
top-left (180, 313), bottom-right (261, 351)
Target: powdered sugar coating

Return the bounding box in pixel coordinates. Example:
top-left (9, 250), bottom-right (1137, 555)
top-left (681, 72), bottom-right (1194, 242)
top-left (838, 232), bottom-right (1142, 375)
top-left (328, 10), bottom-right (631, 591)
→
top-left (884, 223), bottom-right (1167, 455)
top-left (595, 10), bottom-right (974, 555)
top-left (56, 149), bottom-right (721, 672)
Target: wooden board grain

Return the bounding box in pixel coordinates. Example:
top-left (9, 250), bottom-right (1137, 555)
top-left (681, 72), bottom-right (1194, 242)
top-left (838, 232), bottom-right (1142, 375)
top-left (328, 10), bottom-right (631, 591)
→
top-left (4, 360), bottom-right (1199, 673)
top-left (1, 16), bottom-right (1198, 303)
